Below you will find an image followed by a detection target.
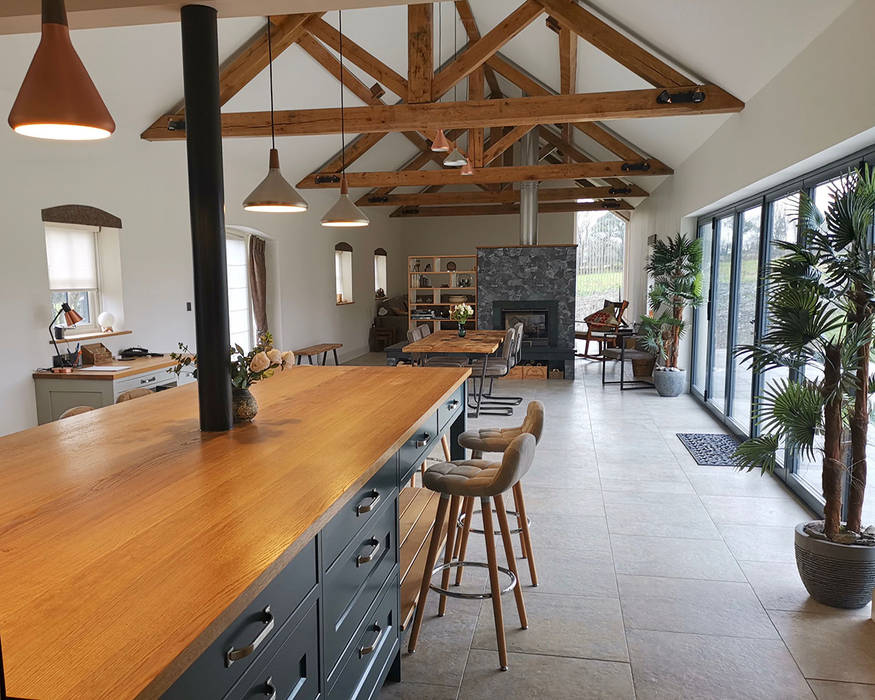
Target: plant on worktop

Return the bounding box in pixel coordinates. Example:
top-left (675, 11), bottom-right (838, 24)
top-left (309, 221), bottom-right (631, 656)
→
top-left (732, 167), bottom-right (875, 609)
top-left (169, 332), bottom-right (294, 422)
top-left (638, 233), bottom-right (703, 396)
top-left (450, 303), bottom-right (474, 337)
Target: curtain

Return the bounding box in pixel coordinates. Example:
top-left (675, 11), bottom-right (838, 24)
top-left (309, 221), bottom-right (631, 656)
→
top-left (248, 235), bottom-right (268, 336)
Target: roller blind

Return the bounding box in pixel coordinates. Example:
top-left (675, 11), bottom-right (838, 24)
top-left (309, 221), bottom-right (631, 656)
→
top-left (45, 225), bottom-right (99, 290)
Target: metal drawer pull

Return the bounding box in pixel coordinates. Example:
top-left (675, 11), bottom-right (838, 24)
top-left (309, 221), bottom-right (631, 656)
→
top-left (447, 399), bottom-right (459, 409)
top-left (358, 624), bottom-right (382, 658)
top-left (356, 539), bottom-right (381, 566)
top-left (262, 677), bottom-right (277, 700)
top-left (355, 490), bottom-right (381, 515)
top-left (225, 606), bottom-right (275, 667)
top-left (414, 433), bottom-right (431, 448)
top-left (140, 376), bottom-right (156, 385)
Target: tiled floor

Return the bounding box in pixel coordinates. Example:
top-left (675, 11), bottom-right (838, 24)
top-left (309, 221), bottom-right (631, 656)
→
top-left (349, 355), bottom-right (875, 699)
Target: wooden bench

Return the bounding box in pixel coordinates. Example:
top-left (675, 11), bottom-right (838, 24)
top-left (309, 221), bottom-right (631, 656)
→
top-left (294, 343), bottom-right (343, 366)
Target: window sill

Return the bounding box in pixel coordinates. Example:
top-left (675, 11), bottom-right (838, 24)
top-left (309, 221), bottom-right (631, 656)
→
top-left (336, 301), bottom-right (355, 306)
top-left (49, 329), bottom-right (133, 345)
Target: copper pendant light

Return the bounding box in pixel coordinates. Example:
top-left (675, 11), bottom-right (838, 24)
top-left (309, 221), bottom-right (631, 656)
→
top-left (243, 18), bottom-right (308, 213)
top-left (321, 10), bottom-right (369, 228)
top-left (461, 158), bottom-right (474, 176)
top-left (9, 0), bottom-right (115, 140)
top-left (431, 129), bottom-right (450, 153)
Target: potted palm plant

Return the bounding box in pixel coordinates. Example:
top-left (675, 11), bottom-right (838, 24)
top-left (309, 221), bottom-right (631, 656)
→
top-left (734, 167), bottom-right (875, 609)
top-left (639, 233), bottom-right (703, 396)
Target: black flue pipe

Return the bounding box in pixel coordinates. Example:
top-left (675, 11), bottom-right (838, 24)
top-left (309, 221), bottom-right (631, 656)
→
top-left (180, 5), bottom-right (232, 431)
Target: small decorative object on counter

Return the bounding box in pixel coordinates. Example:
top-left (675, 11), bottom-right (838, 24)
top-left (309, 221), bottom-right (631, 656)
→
top-left (97, 311), bottom-right (115, 332)
top-left (169, 332), bottom-right (294, 423)
top-left (450, 303), bottom-right (473, 337)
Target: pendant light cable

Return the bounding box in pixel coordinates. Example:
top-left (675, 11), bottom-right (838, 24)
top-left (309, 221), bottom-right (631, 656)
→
top-left (339, 9), bottom-right (346, 173)
top-left (267, 17), bottom-right (276, 150)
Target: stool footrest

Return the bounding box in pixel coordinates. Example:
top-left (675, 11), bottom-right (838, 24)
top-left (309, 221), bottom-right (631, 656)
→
top-left (429, 561), bottom-right (516, 600)
top-left (459, 508), bottom-right (532, 536)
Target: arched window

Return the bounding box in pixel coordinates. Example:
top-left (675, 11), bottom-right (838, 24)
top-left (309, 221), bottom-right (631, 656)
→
top-left (335, 242), bottom-right (354, 304)
top-left (374, 247), bottom-right (387, 297)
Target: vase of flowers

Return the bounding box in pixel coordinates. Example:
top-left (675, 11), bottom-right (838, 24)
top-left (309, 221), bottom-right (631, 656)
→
top-left (450, 303), bottom-right (473, 337)
top-left (169, 332), bottom-right (294, 423)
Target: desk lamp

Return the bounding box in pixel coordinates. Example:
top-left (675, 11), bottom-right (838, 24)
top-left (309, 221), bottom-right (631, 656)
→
top-left (50, 302), bottom-right (82, 368)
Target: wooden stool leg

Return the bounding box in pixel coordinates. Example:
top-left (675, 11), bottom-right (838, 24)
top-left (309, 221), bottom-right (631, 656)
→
top-left (333, 348), bottom-right (340, 365)
top-left (495, 494), bottom-right (528, 629)
top-left (512, 485), bottom-right (527, 559)
top-left (481, 497), bottom-right (509, 671)
top-left (513, 482), bottom-right (538, 587)
top-left (437, 496), bottom-right (461, 617)
top-left (453, 496), bottom-right (475, 586)
top-left (440, 434), bottom-right (451, 461)
top-left (307, 355), bottom-right (314, 365)
top-left (408, 494), bottom-right (450, 653)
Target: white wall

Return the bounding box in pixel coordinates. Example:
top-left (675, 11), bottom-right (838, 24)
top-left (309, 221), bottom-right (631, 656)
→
top-left (627, 0), bottom-right (875, 369)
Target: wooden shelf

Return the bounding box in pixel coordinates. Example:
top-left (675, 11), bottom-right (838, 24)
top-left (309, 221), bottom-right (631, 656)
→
top-left (409, 254), bottom-right (478, 331)
top-left (399, 485), bottom-right (446, 630)
top-left (49, 329), bottom-right (132, 345)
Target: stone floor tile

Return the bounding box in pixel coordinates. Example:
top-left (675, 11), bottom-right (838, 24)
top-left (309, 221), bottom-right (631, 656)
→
top-left (380, 681), bottom-right (459, 699)
top-left (605, 499), bottom-right (721, 539)
top-left (471, 592), bottom-right (628, 662)
top-left (719, 523), bottom-right (797, 563)
top-left (627, 629), bottom-right (816, 700)
top-left (459, 650), bottom-right (634, 699)
top-left (530, 545), bottom-right (618, 598)
top-left (700, 494), bottom-right (812, 527)
top-left (611, 533), bottom-right (746, 581)
top-left (687, 470), bottom-right (791, 498)
top-left (808, 680), bottom-right (875, 700)
top-left (617, 574), bottom-right (778, 638)
top-left (768, 610), bottom-right (875, 684)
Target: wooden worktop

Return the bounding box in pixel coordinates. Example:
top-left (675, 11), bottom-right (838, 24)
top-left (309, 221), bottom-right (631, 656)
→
top-left (403, 329), bottom-right (505, 354)
top-left (32, 355), bottom-right (178, 380)
top-left (0, 365), bottom-right (469, 699)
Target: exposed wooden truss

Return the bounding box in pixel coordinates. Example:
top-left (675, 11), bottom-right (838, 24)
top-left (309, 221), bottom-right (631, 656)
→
top-left (140, 0), bottom-right (744, 217)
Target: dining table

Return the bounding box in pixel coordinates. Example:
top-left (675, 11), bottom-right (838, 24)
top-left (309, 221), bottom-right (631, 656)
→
top-left (402, 329), bottom-right (508, 418)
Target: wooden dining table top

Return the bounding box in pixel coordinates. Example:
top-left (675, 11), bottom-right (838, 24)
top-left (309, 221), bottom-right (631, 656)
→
top-left (402, 329), bottom-right (506, 354)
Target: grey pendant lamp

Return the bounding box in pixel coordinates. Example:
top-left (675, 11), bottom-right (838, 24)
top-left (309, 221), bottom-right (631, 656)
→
top-left (243, 18), bottom-right (308, 213)
top-left (321, 10), bottom-right (369, 228)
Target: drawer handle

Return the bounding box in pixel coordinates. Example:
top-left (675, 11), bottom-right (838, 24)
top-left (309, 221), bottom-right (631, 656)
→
top-left (358, 624), bottom-right (382, 658)
top-left (414, 433), bottom-right (431, 448)
top-left (447, 399), bottom-right (459, 409)
top-left (225, 606), bottom-right (275, 667)
top-left (262, 677), bottom-right (277, 700)
top-left (355, 490), bottom-right (381, 516)
top-left (356, 539), bottom-right (381, 567)
top-left (140, 376), bottom-right (156, 385)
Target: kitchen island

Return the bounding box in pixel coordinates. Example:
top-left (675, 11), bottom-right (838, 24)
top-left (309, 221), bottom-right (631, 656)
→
top-left (0, 365), bottom-right (469, 699)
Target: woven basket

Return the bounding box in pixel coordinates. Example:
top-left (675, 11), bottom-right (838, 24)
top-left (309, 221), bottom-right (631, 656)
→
top-left (794, 523), bottom-right (875, 609)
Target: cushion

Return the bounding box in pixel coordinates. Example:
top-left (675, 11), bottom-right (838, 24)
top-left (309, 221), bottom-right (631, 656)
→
top-left (584, 306), bottom-right (619, 331)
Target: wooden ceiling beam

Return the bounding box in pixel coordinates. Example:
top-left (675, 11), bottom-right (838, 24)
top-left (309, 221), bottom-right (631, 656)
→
top-left (298, 160), bottom-right (672, 189)
top-left (483, 125), bottom-right (531, 166)
top-left (356, 184), bottom-right (647, 206)
top-left (432, 0), bottom-right (543, 101)
top-left (468, 67), bottom-right (485, 167)
top-left (558, 22), bottom-right (577, 156)
top-left (407, 4), bottom-right (433, 103)
top-left (535, 0), bottom-right (690, 87)
top-left (305, 16), bottom-right (408, 99)
top-left (142, 87), bottom-right (743, 140)
top-left (454, 0), bottom-right (502, 97)
top-left (391, 200), bottom-right (634, 217)
top-left (314, 133), bottom-right (388, 174)
top-left (140, 12), bottom-right (319, 138)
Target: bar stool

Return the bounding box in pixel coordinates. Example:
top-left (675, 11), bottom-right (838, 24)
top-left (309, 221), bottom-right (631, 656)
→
top-left (454, 401), bottom-right (544, 587)
top-left (407, 433), bottom-right (536, 671)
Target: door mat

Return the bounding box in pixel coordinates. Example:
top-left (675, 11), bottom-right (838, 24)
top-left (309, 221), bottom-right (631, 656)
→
top-left (676, 433), bottom-right (743, 466)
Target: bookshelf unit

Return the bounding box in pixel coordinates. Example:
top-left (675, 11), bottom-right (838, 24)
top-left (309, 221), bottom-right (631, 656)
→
top-left (407, 255), bottom-right (477, 332)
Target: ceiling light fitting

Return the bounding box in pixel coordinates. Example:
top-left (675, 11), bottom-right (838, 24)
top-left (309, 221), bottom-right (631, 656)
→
top-left (656, 88), bottom-right (705, 105)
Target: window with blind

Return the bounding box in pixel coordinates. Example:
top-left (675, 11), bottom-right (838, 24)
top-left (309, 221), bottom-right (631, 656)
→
top-left (335, 242), bottom-right (353, 304)
top-left (374, 247), bottom-right (387, 296)
top-left (45, 224), bottom-right (101, 331)
top-left (226, 233), bottom-right (254, 351)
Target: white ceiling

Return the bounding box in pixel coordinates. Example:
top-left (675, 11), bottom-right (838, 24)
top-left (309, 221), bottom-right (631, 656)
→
top-left (0, 0), bottom-right (855, 195)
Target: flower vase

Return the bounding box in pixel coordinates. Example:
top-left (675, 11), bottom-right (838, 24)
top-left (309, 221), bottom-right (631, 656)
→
top-left (458, 323), bottom-right (466, 337)
top-left (232, 387), bottom-right (258, 423)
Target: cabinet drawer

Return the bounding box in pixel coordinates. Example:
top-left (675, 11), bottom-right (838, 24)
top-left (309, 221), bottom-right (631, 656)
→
top-left (323, 495), bottom-right (398, 678)
top-left (115, 369), bottom-right (176, 396)
top-left (437, 386), bottom-right (464, 431)
top-left (323, 455), bottom-right (397, 570)
top-left (399, 413), bottom-right (439, 485)
top-left (164, 538), bottom-right (318, 700)
top-left (224, 594), bottom-right (320, 700)
top-left (327, 573), bottom-right (400, 700)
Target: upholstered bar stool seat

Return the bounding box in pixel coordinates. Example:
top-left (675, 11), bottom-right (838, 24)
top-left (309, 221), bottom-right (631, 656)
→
top-left (408, 434), bottom-right (536, 671)
top-left (454, 401), bottom-right (544, 587)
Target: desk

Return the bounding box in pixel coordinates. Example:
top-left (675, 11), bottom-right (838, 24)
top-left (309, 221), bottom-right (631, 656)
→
top-left (32, 356), bottom-right (189, 423)
top-left (403, 330), bottom-right (505, 418)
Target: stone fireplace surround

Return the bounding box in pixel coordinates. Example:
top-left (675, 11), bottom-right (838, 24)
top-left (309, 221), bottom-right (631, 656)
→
top-left (477, 244), bottom-right (577, 378)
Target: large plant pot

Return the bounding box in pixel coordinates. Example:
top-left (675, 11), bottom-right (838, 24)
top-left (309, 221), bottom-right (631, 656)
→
top-left (652, 367), bottom-right (685, 397)
top-left (795, 522), bottom-right (875, 609)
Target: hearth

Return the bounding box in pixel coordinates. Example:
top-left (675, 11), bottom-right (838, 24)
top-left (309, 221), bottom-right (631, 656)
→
top-left (493, 300), bottom-right (558, 347)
